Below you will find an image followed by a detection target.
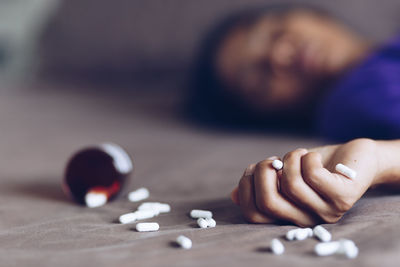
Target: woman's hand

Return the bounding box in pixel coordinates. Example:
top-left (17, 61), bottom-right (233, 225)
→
top-left (231, 138), bottom-right (379, 226)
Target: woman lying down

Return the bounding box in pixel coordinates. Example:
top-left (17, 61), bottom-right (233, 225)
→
top-left (188, 5), bottom-right (400, 226)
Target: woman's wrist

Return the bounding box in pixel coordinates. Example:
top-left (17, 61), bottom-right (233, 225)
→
top-left (373, 140), bottom-right (400, 186)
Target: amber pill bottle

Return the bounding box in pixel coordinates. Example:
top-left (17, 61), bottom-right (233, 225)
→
top-left (64, 143), bottom-right (133, 207)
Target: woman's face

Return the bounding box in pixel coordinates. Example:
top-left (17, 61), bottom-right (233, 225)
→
top-left (215, 9), bottom-right (367, 114)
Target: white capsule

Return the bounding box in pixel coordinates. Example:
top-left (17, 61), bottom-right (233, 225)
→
top-left (306, 228), bottom-right (313, 237)
top-left (295, 228), bottom-right (310, 241)
top-left (85, 191), bottom-right (107, 208)
top-left (335, 163), bottom-right (357, 179)
top-left (314, 241), bottom-right (341, 256)
top-left (285, 229), bottom-right (296, 241)
top-left (270, 238), bottom-right (285, 255)
top-left (205, 218), bottom-right (216, 228)
top-left (128, 187), bottom-right (149, 202)
top-left (313, 225), bottom-right (332, 242)
top-left (119, 209), bottom-right (158, 224)
top-left (197, 218), bottom-right (208, 228)
top-left (119, 213), bottom-right (137, 224)
top-left (176, 235), bottom-right (192, 249)
top-left (338, 239), bottom-right (359, 259)
top-left (138, 202), bottom-right (171, 213)
top-left (135, 222), bottom-right (159, 232)
top-left (190, 209), bottom-right (213, 219)
top-left (272, 159), bottom-right (283, 171)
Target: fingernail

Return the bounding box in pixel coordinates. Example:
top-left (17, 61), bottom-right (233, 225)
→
top-left (267, 156), bottom-right (279, 160)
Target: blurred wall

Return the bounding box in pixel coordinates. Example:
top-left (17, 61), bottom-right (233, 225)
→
top-left (0, 0), bottom-right (60, 84)
top-left (38, 0), bottom-right (400, 84)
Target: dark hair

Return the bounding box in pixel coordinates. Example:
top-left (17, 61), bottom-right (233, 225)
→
top-left (185, 4), bottom-right (330, 131)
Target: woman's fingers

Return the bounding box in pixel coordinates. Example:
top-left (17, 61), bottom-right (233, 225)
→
top-left (301, 152), bottom-right (354, 216)
top-left (231, 187), bottom-right (239, 205)
top-left (238, 168), bottom-right (274, 223)
top-left (280, 149), bottom-right (335, 222)
top-left (253, 159), bottom-right (317, 226)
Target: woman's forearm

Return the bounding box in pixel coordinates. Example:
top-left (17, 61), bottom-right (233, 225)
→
top-left (374, 140), bottom-right (400, 186)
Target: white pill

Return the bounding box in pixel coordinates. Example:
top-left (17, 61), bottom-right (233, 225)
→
top-left (119, 209), bottom-right (158, 224)
top-left (295, 228), bottom-right (310, 241)
top-left (313, 225), bottom-right (332, 242)
top-left (270, 238), bottom-right (285, 255)
top-left (85, 191), bottom-right (107, 208)
top-left (138, 202), bottom-right (171, 213)
top-left (338, 239), bottom-right (359, 259)
top-left (272, 159), bottom-right (283, 171)
top-left (306, 228), bottom-right (313, 237)
top-left (205, 218), bottom-right (216, 228)
top-left (119, 213), bottom-right (137, 224)
top-left (286, 229), bottom-right (297, 241)
top-left (314, 241), bottom-right (341, 256)
top-left (135, 222), bottom-right (159, 232)
top-left (335, 163), bottom-right (357, 179)
top-left (190, 209), bottom-right (213, 219)
top-left (176, 235), bottom-right (192, 249)
top-left (197, 218), bottom-right (208, 228)
top-left (128, 187), bottom-right (149, 202)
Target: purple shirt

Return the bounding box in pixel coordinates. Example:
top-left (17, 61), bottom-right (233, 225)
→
top-left (316, 34), bottom-right (400, 141)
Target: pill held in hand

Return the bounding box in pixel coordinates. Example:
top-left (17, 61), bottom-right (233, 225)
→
top-left (335, 163), bottom-right (357, 179)
top-left (64, 143), bottom-right (133, 207)
top-left (272, 159), bottom-right (283, 171)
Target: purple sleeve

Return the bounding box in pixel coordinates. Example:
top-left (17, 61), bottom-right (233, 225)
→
top-left (316, 34), bottom-right (400, 141)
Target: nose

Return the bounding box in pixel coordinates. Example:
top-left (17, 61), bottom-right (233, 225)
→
top-left (270, 36), bottom-right (296, 70)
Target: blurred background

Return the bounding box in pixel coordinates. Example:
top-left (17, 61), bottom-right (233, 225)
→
top-left (0, 3), bottom-right (400, 265)
top-left (1, 0), bottom-right (399, 87)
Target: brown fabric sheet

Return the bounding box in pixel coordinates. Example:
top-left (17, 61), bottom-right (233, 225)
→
top-left (0, 82), bottom-right (399, 267)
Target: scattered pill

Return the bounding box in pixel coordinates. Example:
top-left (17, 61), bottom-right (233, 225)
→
top-left (306, 228), bottom-right (313, 237)
top-left (119, 213), bottom-right (137, 224)
top-left (138, 202), bottom-right (171, 213)
top-left (135, 222), bottom-right (159, 232)
top-left (119, 209), bottom-right (158, 224)
top-left (313, 225), bottom-right (332, 242)
top-left (335, 163), bottom-right (357, 179)
top-left (294, 228), bottom-right (310, 241)
top-left (272, 159), bottom-right (283, 171)
top-left (315, 239), bottom-right (358, 258)
top-left (64, 143), bottom-right (133, 206)
top-left (286, 228), bottom-right (313, 241)
top-left (270, 238), bottom-right (285, 255)
top-left (176, 235), bottom-right (192, 249)
top-left (128, 187), bottom-right (149, 202)
top-left (84, 190), bottom-right (107, 208)
top-left (315, 241), bottom-right (341, 256)
top-left (286, 229), bottom-right (297, 241)
top-left (197, 218), bottom-right (208, 228)
top-left (205, 218), bottom-right (216, 228)
top-left (338, 239), bottom-right (359, 259)
top-left (190, 209), bottom-right (213, 219)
